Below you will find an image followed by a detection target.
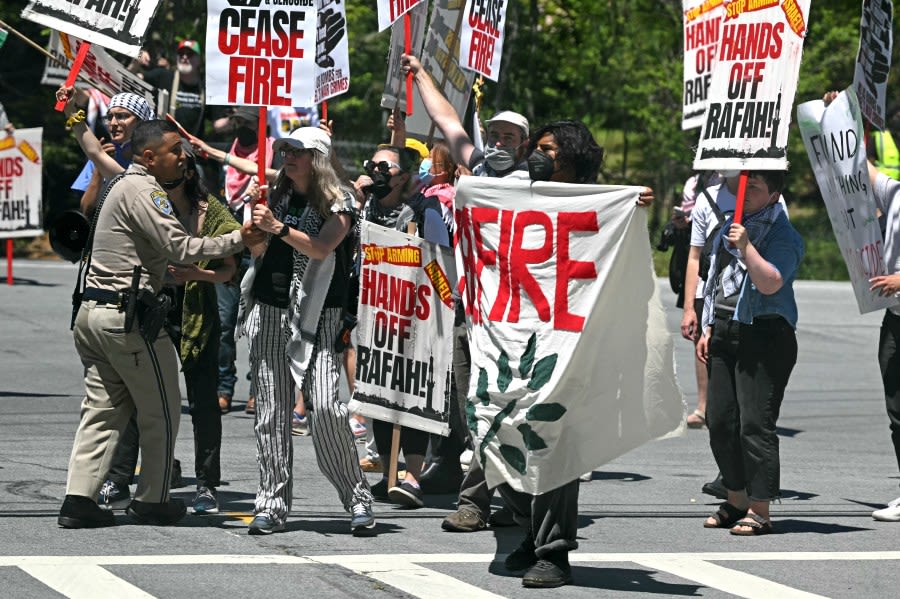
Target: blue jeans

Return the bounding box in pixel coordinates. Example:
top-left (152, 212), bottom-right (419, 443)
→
top-left (216, 280), bottom-right (240, 398)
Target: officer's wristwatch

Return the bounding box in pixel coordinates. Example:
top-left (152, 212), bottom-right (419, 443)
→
top-left (276, 222), bottom-right (290, 238)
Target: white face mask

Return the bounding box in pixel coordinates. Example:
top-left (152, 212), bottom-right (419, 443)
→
top-left (720, 170), bottom-right (741, 178)
top-left (177, 62), bottom-right (194, 76)
top-left (484, 146), bottom-right (517, 172)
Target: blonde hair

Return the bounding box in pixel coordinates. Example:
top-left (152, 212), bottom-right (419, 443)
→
top-left (273, 150), bottom-right (347, 218)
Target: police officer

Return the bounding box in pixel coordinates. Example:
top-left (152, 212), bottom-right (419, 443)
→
top-left (58, 119), bottom-right (265, 528)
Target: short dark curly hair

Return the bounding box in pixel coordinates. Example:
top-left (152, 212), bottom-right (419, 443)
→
top-left (527, 120), bottom-right (604, 184)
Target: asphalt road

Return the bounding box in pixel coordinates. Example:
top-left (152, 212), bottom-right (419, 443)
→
top-left (2, 259), bottom-right (899, 599)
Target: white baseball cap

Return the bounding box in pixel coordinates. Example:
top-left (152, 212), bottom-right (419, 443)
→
top-left (272, 126), bottom-right (331, 156)
top-left (486, 110), bottom-right (529, 137)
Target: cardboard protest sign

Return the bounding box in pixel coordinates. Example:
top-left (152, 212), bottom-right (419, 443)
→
top-left (313, 0), bottom-right (350, 104)
top-left (41, 31), bottom-right (154, 107)
top-left (853, 0), bottom-right (893, 131)
top-left (348, 222), bottom-right (455, 436)
top-left (376, 0), bottom-right (426, 32)
top-left (798, 89), bottom-right (894, 314)
top-left (21, 0), bottom-right (160, 57)
top-left (693, 0), bottom-right (810, 171)
top-left (454, 177), bottom-right (684, 494)
top-left (682, 0), bottom-right (726, 130)
top-left (380, 1), bottom-right (429, 112)
top-left (458, 0), bottom-right (508, 82)
top-left (0, 128), bottom-right (43, 239)
top-left (404, 0), bottom-right (476, 140)
top-left (205, 0), bottom-right (316, 106)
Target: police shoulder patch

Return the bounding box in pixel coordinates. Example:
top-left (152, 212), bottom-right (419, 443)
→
top-left (151, 191), bottom-right (174, 216)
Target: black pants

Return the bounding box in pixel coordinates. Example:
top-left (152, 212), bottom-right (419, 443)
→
top-left (707, 315), bottom-right (797, 501)
top-left (878, 311), bottom-right (900, 479)
top-left (373, 420), bottom-right (429, 465)
top-left (496, 480), bottom-right (580, 557)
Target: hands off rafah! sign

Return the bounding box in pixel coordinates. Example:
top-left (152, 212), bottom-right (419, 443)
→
top-left (459, 0), bottom-right (508, 82)
top-left (798, 88), bottom-right (895, 314)
top-left (852, 0), bottom-right (893, 130)
top-left (206, 0), bottom-right (316, 106)
top-left (0, 128), bottom-right (43, 239)
top-left (693, 0), bottom-right (810, 171)
top-left (22, 0), bottom-right (161, 57)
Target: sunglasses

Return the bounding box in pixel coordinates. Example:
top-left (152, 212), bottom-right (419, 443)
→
top-left (280, 147), bottom-right (311, 158)
top-left (104, 111), bottom-right (135, 123)
top-left (363, 159), bottom-right (402, 176)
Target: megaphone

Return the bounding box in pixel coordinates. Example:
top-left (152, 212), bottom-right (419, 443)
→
top-left (49, 209), bottom-right (90, 263)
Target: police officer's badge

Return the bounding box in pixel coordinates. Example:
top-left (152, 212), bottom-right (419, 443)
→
top-left (151, 191), bottom-right (174, 216)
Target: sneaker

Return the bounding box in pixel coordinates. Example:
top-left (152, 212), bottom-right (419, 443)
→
top-left (192, 487), bottom-right (219, 515)
top-left (58, 495), bottom-right (116, 529)
top-left (359, 456), bottom-right (382, 472)
top-left (701, 473), bottom-right (727, 500)
top-left (126, 498), bottom-right (186, 525)
top-left (873, 496), bottom-right (900, 522)
top-left (218, 393), bottom-right (232, 414)
top-left (388, 481), bottom-right (424, 508)
top-left (170, 459), bottom-right (183, 489)
top-left (442, 506), bottom-right (486, 532)
top-left (418, 462), bottom-right (464, 495)
top-left (350, 501), bottom-right (375, 534)
top-left (522, 553), bottom-right (572, 588)
top-left (248, 514), bottom-right (285, 535)
top-left (292, 411), bottom-right (309, 436)
top-left (97, 480), bottom-right (131, 510)
top-left (350, 416), bottom-right (367, 441)
top-left (504, 533), bottom-right (537, 571)
top-left (489, 505), bottom-right (518, 527)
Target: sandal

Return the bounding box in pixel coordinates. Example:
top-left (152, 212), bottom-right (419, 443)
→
top-left (729, 512), bottom-right (774, 536)
top-left (703, 502), bottom-right (747, 529)
top-left (687, 409), bottom-right (706, 429)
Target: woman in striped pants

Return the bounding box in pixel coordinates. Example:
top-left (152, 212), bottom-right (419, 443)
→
top-left (239, 127), bottom-right (374, 535)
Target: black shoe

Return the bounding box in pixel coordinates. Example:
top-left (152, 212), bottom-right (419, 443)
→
top-left (58, 495), bottom-right (116, 529)
top-left (504, 533), bottom-right (537, 571)
top-left (522, 553), bottom-right (573, 588)
top-left (126, 498), bottom-right (187, 525)
top-left (388, 481), bottom-right (424, 508)
top-left (371, 478), bottom-right (393, 501)
top-left (418, 463), bottom-right (464, 495)
top-left (489, 504), bottom-right (518, 527)
top-left (702, 473), bottom-right (728, 500)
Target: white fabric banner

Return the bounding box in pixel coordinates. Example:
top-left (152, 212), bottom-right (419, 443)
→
top-left (852, 0), bottom-right (893, 131)
top-left (313, 0), bottom-right (350, 104)
top-left (798, 88), bottom-right (894, 314)
top-left (458, 0), bottom-right (509, 82)
top-left (682, 0), bottom-right (726, 130)
top-left (0, 128), bottom-right (43, 239)
top-left (455, 177), bottom-right (685, 494)
top-left (404, 0), bottom-right (476, 141)
top-left (376, 0), bottom-right (427, 32)
top-left (205, 0), bottom-right (317, 107)
top-left (41, 31), bottom-right (155, 109)
top-left (693, 0), bottom-right (810, 171)
top-left (21, 0), bottom-right (160, 57)
top-left (348, 222), bottom-right (455, 437)
top-left (380, 1), bottom-right (429, 112)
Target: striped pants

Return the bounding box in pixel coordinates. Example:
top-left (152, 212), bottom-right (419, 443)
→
top-left (246, 302), bottom-right (372, 524)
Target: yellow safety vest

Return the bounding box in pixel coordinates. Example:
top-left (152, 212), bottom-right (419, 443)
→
top-left (873, 131), bottom-right (900, 180)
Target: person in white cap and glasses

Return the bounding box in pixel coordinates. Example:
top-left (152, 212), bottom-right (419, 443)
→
top-left (238, 127), bottom-right (376, 535)
top-left (58, 87), bottom-right (155, 217)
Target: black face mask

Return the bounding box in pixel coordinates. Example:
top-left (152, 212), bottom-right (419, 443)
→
top-left (527, 150), bottom-right (556, 181)
top-left (160, 176), bottom-right (185, 190)
top-left (364, 171), bottom-right (393, 199)
top-left (236, 126), bottom-right (256, 146)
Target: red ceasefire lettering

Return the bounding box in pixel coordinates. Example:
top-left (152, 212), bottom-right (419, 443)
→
top-left (555, 212), bottom-right (599, 332)
top-left (506, 210), bottom-right (553, 323)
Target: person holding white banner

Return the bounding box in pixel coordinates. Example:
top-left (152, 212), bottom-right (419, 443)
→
top-left (696, 170), bottom-right (803, 536)
top-left (239, 127), bottom-right (375, 535)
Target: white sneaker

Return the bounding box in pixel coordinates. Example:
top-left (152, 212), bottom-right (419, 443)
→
top-left (872, 496), bottom-right (900, 521)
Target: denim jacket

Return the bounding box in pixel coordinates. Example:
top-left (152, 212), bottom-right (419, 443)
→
top-left (730, 212), bottom-right (804, 329)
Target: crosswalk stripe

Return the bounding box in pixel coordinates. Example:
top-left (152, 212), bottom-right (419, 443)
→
top-left (18, 565), bottom-right (156, 599)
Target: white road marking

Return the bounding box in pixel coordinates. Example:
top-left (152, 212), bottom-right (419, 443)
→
top-left (4, 552), bottom-right (900, 599)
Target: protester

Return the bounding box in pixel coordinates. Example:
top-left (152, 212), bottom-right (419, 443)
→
top-left (697, 170), bottom-right (803, 536)
top-left (238, 127), bottom-right (375, 534)
top-left (0, 99), bottom-right (14, 135)
top-left (57, 119), bottom-right (263, 528)
top-left (143, 40), bottom-right (208, 138)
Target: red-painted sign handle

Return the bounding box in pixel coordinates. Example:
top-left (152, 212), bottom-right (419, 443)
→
top-left (256, 106), bottom-right (267, 206)
top-left (55, 41), bottom-right (91, 112)
top-left (404, 14), bottom-right (413, 116)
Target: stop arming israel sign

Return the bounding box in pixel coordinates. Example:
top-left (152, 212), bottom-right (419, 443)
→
top-left (682, 0), bottom-right (726, 130)
top-left (455, 177), bottom-right (684, 494)
top-left (206, 0), bottom-right (316, 106)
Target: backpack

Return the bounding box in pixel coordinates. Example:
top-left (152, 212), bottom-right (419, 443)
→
top-left (698, 188), bottom-right (726, 281)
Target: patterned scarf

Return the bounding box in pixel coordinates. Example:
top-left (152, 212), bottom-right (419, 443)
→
top-left (702, 202), bottom-right (783, 329)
